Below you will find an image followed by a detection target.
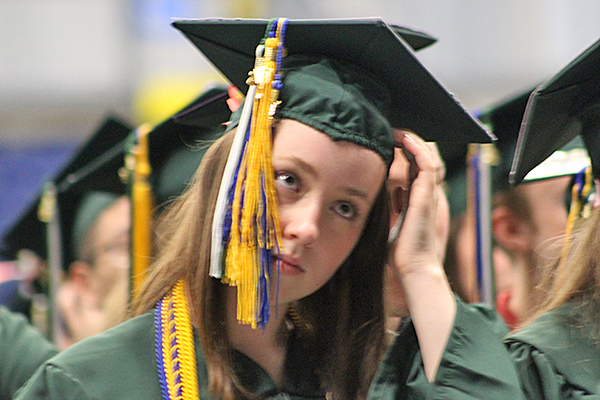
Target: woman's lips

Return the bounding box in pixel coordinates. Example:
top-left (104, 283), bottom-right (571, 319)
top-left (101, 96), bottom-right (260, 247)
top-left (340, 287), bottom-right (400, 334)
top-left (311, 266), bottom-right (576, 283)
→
top-left (275, 255), bottom-right (304, 276)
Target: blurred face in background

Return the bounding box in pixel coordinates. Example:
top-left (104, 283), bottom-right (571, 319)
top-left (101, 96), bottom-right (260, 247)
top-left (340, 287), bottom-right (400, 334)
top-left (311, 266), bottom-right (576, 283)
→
top-left (490, 175), bottom-right (572, 327)
top-left (58, 196), bottom-right (131, 349)
top-left (521, 176), bottom-right (572, 258)
top-left (508, 176), bottom-right (571, 321)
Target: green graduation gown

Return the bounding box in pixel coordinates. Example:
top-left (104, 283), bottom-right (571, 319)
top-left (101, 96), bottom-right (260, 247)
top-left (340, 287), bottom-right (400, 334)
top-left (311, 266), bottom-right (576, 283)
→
top-left (369, 299), bottom-right (522, 400)
top-left (15, 298), bottom-right (522, 400)
top-left (0, 307), bottom-right (58, 400)
top-left (505, 302), bottom-right (600, 400)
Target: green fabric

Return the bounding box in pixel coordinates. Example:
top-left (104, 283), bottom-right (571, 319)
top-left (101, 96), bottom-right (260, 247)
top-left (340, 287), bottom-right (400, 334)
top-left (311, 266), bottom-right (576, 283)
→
top-left (153, 146), bottom-right (206, 208)
top-left (368, 297), bottom-right (523, 400)
top-left (278, 55), bottom-right (394, 167)
top-left (0, 307), bottom-right (57, 400)
top-left (14, 311), bottom-right (325, 400)
top-left (227, 55), bottom-right (395, 167)
top-left (14, 312), bottom-right (160, 400)
top-left (505, 302), bottom-right (600, 399)
top-left (15, 298), bottom-right (524, 400)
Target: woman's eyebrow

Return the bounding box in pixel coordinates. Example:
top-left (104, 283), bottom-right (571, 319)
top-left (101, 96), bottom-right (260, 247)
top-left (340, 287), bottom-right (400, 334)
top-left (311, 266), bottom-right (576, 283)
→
top-left (343, 187), bottom-right (368, 200)
top-left (286, 156), bottom-right (318, 177)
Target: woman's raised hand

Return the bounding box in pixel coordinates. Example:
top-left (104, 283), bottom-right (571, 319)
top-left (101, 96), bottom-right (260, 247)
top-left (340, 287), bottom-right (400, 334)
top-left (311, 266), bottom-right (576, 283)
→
top-left (388, 130), bottom-right (456, 382)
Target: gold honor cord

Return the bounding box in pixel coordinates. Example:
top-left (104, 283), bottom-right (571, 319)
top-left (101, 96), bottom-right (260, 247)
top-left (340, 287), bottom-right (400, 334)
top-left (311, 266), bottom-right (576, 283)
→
top-left (156, 280), bottom-right (199, 400)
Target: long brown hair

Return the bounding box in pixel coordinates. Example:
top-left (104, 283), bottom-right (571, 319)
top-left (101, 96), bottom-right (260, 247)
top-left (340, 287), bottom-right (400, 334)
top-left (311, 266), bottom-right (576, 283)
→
top-left (133, 128), bottom-right (389, 400)
top-left (521, 207), bottom-right (600, 342)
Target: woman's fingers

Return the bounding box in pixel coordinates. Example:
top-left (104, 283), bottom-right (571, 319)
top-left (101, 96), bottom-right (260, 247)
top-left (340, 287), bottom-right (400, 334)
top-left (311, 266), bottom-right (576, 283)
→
top-left (390, 131), bottom-right (440, 277)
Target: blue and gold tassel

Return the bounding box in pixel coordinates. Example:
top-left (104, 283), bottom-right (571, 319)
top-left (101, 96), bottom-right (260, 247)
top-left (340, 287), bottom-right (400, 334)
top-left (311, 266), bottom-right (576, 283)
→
top-left (210, 19), bottom-right (287, 328)
top-left (562, 166), bottom-right (593, 260)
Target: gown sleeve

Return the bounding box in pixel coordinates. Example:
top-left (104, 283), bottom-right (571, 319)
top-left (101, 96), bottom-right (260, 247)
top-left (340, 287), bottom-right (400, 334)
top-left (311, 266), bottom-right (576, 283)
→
top-left (368, 297), bottom-right (524, 400)
top-left (13, 364), bottom-right (91, 400)
top-left (506, 336), bottom-right (600, 400)
top-left (13, 312), bottom-right (163, 400)
top-left (0, 307), bottom-right (58, 400)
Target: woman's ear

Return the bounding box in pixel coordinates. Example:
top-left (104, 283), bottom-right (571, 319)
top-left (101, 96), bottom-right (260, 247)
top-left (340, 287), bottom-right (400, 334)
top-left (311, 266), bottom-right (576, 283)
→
top-left (492, 206), bottom-right (532, 254)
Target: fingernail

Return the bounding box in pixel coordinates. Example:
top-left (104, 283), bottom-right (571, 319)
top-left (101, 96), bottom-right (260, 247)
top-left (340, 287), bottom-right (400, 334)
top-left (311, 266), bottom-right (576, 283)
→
top-left (404, 132), bottom-right (416, 143)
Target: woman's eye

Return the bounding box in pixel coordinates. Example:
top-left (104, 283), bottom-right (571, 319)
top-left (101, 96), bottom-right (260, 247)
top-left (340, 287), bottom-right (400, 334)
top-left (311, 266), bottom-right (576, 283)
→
top-left (333, 201), bottom-right (357, 219)
top-left (275, 171), bottom-right (299, 190)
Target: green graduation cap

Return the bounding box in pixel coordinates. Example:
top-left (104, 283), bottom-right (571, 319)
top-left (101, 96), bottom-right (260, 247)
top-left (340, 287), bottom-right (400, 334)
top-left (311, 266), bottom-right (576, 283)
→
top-left (125, 85), bottom-right (233, 297)
top-left (53, 125), bottom-right (133, 271)
top-left (479, 87), bottom-right (589, 190)
top-left (510, 36), bottom-right (600, 185)
top-left (478, 88), bottom-right (534, 193)
top-left (0, 116), bottom-right (132, 338)
top-left (0, 117), bottom-right (132, 265)
top-left (172, 18), bottom-right (492, 150)
top-left (144, 85), bottom-right (232, 210)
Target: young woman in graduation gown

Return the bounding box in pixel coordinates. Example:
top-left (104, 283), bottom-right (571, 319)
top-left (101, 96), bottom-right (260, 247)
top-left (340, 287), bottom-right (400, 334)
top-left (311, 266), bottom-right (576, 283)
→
top-left (14, 18), bottom-right (522, 400)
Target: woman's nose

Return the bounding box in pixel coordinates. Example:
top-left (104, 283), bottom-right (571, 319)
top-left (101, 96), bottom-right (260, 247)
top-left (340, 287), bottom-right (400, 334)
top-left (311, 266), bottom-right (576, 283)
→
top-left (281, 199), bottom-right (321, 246)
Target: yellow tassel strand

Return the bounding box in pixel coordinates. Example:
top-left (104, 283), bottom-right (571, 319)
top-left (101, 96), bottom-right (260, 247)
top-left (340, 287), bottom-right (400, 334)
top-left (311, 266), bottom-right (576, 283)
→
top-left (130, 123), bottom-right (155, 300)
top-left (223, 20), bottom-right (285, 328)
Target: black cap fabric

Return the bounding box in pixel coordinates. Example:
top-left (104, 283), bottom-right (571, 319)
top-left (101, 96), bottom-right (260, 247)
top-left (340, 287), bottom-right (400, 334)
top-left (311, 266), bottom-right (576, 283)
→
top-left (387, 24), bottom-right (437, 51)
top-left (278, 55), bottom-right (396, 164)
top-left (510, 37), bottom-right (600, 185)
top-left (478, 88), bottom-right (534, 192)
top-left (172, 18), bottom-right (492, 153)
top-left (141, 85), bottom-right (232, 210)
top-left (0, 117), bottom-right (132, 267)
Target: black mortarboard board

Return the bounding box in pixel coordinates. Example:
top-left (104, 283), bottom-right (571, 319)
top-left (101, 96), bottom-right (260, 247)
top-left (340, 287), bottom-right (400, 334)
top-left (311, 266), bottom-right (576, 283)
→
top-left (433, 88), bottom-right (529, 219)
top-left (172, 18), bottom-right (491, 151)
top-left (140, 85), bottom-right (232, 210)
top-left (478, 88), bottom-right (534, 192)
top-left (54, 123), bottom-right (133, 270)
top-left (0, 117), bottom-right (132, 267)
top-left (388, 24), bottom-right (437, 51)
top-left (510, 37), bottom-right (600, 185)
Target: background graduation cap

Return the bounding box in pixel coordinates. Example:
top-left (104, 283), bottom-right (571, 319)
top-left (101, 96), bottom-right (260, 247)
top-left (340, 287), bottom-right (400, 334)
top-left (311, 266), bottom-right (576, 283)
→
top-left (0, 117), bottom-right (132, 265)
top-left (172, 18), bottom-right (492, 150)
top-left (143, 84), bottom-right (232, 212)
top-left (0, 116), bottom-right (131, 335)
top-left (52, 123), bottom-right (133, 272)
top-left (510, 36), bottom-right (600, 185)
top-left (478, 88), bottom-right (589, 192)
top-left (125, 85), bottom-right (233, 296)
top-left (478, 88), bottom-right (534, 193)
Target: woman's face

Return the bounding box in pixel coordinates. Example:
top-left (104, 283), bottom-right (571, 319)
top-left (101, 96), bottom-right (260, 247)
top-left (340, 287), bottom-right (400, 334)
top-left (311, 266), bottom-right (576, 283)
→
top-left (272, 119), bottom-right (386, 304)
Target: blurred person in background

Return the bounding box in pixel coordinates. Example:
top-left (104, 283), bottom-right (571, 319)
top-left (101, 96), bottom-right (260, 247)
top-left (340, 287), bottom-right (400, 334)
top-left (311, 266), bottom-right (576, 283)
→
top-left (58, 85), bottom-right (233, 348)
top-left (0, 117), bottom-right (132, 340)
top-left (442, 89), bottom-right (587, 330)
top-left (504, 36), bottom-right (600, 399)
top-left (481, 90), bottom-right (588, 328)
top-left (56, 193), bottom-right (131, 349)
